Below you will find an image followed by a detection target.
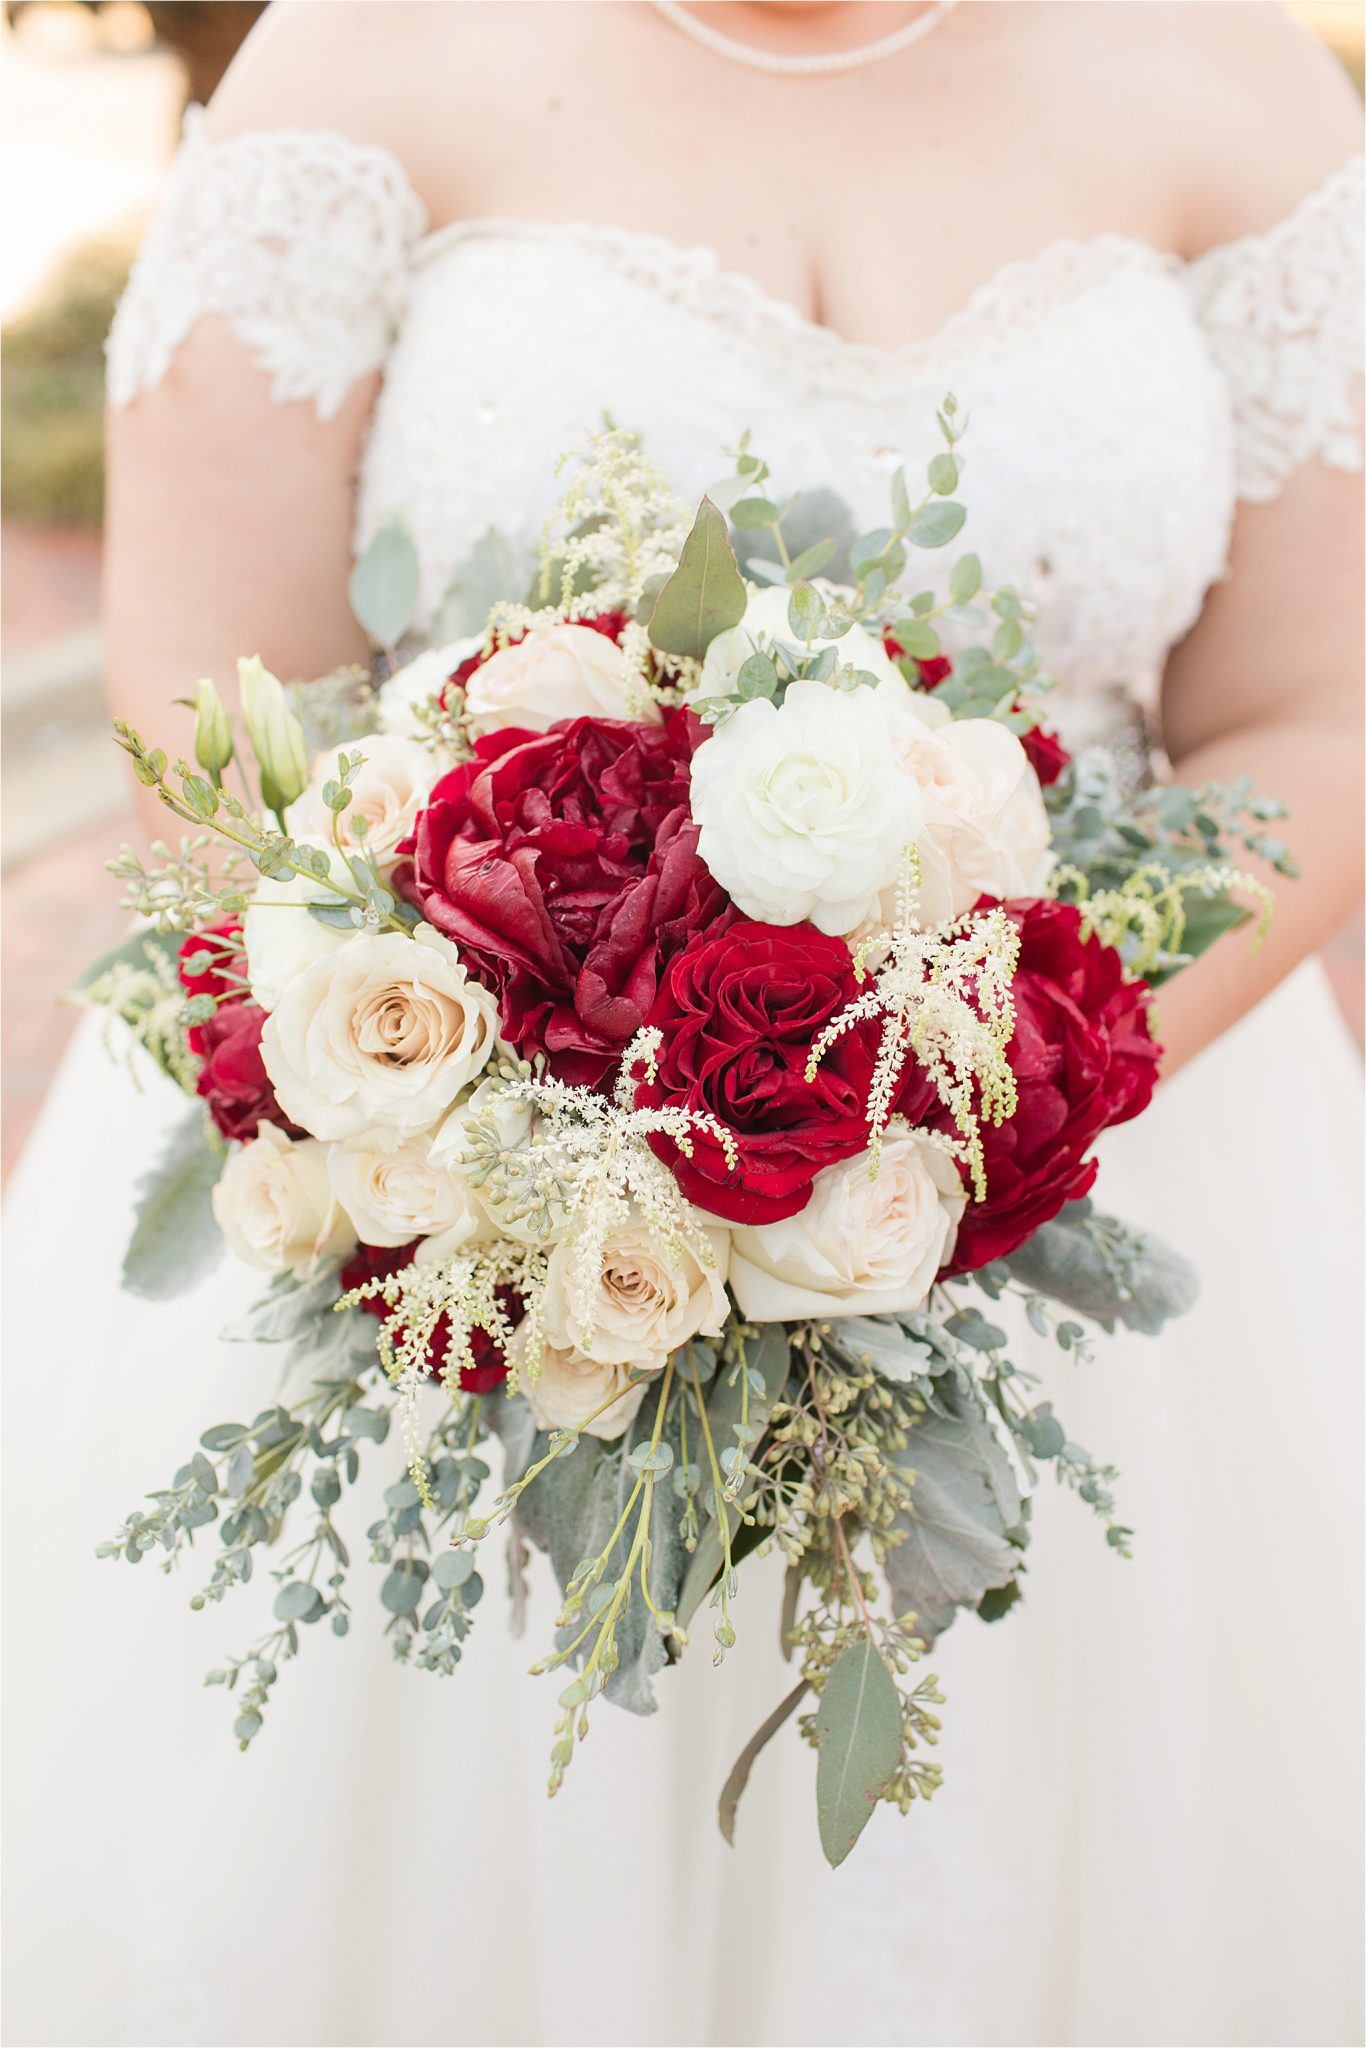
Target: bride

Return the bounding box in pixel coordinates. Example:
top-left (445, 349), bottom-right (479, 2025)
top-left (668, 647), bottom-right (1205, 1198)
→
top-left (3, 3), bottom-right (1361, 2042)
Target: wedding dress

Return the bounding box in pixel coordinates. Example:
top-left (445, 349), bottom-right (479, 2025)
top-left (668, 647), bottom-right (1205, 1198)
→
top-left (4, 112), bottom-right (1363, 2048)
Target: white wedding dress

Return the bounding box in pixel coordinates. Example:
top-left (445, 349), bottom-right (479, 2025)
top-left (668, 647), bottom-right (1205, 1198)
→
top-left (4, 113), bottom-right (1363, 2048)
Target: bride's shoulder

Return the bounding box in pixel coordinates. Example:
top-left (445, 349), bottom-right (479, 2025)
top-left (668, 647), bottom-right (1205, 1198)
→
top-left (1132, 1), bottom-right (1361, 255)
top-left (201, 0), bottom-right (584, 218)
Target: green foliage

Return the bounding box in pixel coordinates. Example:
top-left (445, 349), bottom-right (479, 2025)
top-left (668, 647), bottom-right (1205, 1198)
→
top-left (1, 239), bottom-right (128, 527)
top-left (1002, 1198), bottom-right (1199, 1336)
top-left (121, 1111), bottom-right (224, 1300)
top-left (814, 1638), bottom-right (905, 1867)
top-left (883, 1387), bottom-right (1024, 1645)
top-left (348, 518), bottom-right (421, 649)
top-left (645, 496), bottom-right (748, 658)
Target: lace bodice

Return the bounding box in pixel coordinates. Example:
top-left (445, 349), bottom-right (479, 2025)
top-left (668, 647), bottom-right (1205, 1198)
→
top-left (107, 115), bottom-right (1364, 742)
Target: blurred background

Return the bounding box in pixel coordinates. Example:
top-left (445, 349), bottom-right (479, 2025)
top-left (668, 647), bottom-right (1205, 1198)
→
top-left (1, 0), bottom-right (1362, 1177)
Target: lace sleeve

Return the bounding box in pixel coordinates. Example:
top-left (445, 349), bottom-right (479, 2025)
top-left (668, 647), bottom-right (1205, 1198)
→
top-left (105, 111), bottom-right (428, 422)
top-left (1184, 155), bottom-right (1364, 504)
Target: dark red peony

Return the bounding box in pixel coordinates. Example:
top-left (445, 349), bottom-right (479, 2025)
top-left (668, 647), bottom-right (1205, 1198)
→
top-left (340, 1241), bottom-right (516, 1394)
top-left (398, 709), bottom-right (728, 1086)
top-left (637, 918), bottom-right (936, 1226)
top-left (441, 610), bottom-right (634, 710)
top-left (942, 897), bottom-right (1160, 1274)
top-left (178, 924), bottom-right (298, 1143)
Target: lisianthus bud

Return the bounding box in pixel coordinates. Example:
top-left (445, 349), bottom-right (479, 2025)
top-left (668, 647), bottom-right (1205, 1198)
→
top-left (191, 678), bottom-right (233, 780)
top-left (238, 656), bottom-right (309, 811)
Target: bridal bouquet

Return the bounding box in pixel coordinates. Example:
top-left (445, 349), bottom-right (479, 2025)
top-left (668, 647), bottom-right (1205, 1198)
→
top-left (87, 416), bottom-right (1289, 1866)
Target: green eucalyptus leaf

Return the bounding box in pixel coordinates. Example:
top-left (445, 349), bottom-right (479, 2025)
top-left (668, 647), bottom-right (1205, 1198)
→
top-left (718, 1678), bottom-right (811, 1846)
top-left (906, 501), bottom-right (968, 549)
top-left (786, 539), bottom-right (838, 584)
top-left (927, 452), bottom-right (959, 495)
top-left (949, 553), bottom-right (981, 603)
top-left (348, 519), bottom-right (420, 649)
top-left (729, 496), bottom-right (780, 530)
top-left (814, 1639), bottom-right (903, 1868)
top-left (646, 497), bottom-right (747, 659)
top-left (274, 1581), bottom-right (324, 1624)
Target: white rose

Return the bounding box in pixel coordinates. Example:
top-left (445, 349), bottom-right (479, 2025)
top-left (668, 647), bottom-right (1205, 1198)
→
top-left (695, 581), bottom-right (902, 699)
top-left (242, 840), bottom-right (351, 1013)
top-left (285, 733), bottom-right (440, 872)
top-left (261, 924), bottom-right (500, 1141)
top-left (542, 1209), bottom-right (730, 1368)
top-left (377, 639), bottom-right (479, 738)
top-left (690, 677), bottom-right (923, 935)
top-left (463, 624), bottom-right (655, 735)
top-left (212, 1124), bottom-right (355, 1276)
top-left (729, 1128), bottom-right (966, 1322)
top-left (880, 702), bottom-right (1052, 926)
top-left (515, 1327), bottom-right (656, 1442)
top-left (326, 1131), bottom-right (475, 1248)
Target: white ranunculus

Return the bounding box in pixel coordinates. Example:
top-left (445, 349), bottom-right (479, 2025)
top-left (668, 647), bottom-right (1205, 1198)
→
top-left (261, 925), bottom-right (500, 1142)
top-left (242, 840), bottom-right (352, 1013)
top-left (879, 698), bottom-right (1052, 925)
top-left (326, 1130), bottom-right (475, 1248)
top-left (285, 733), bottom-right (440, 872)
top-left (542, 1210), bottom-right (731, 1369)
top-left (212, 1124), bottom-right (355, 1276)
top-left (377, 639), bottom-right (480, 738)
top-left (729, 1127), bottom-right (966, 1321)
top-left (689, 678), bottom-right (923, 935)
top-left (695, 581), bottom-right (902, 698)
top-left (515, 1328), bottom-right (657, 1442)
top-left (463, 623), bottom-right (655, 735)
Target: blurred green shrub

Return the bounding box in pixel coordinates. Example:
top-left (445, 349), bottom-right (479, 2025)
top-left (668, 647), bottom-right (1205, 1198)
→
top-left (1, 240), bottom-right (130, 529)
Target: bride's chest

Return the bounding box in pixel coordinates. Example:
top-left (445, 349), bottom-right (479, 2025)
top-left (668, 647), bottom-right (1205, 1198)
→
top-left (356, 227), bottom-right (1238, 717)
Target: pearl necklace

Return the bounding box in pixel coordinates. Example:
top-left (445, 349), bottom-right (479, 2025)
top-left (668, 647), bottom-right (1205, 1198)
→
top-left (650, 0), bottom-right (959, 76)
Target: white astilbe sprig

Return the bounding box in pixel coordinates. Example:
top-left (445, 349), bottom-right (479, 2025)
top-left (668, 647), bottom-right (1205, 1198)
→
top-left (537, 426), bottom-right (693, 615)
top-left (806, 852), bottom-right (1021, 1199)
top-left (491, 1028), bottom-right (737, 1347)
top-left (337, 1241), bottom-right (548, 1506)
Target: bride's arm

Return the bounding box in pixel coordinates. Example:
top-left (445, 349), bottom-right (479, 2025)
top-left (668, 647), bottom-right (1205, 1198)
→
top-left (105, 330), bottom-right (377, 840)
top-left (1151, 11), bottom-right (1363, 1076)
top-left (1156, 461), bottom-right (1363, 1075)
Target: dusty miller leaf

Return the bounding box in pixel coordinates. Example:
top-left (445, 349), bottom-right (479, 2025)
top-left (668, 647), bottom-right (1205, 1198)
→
top-left (1003, 1201), bottom-right (1199, 1335)
top-left (121, 1112), bottom-right (224, 1300)
top-left (814, 1639), bottom-right (903, 1868)
top-left (884, 1392), bottom-right (1022, 1644)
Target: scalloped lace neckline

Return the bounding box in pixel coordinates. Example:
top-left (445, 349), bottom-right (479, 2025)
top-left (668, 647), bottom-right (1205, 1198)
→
top-left (414, 215), bottom-right (1172, 376)
top-left (412, 156), bottom-right (1364, 380)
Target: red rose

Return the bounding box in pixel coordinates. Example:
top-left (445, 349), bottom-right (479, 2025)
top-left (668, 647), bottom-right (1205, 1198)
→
top-left (340, 1242), bottom-right (515, 1393)
top-left (398, 709), bottom-right (728, 1086)
top-left (1019, 723), bottom-right (1069, 788)
top-left (178, 924), bottom-right (297, 1143)
top-left (882, 639), bottom-right (1070, 786)
top-left (442, 610), bottom-right (634, 711)
top-left (637, 918), bottom-right (936, 1226)
top-left (942, 898), bottom-right (1160, 1274)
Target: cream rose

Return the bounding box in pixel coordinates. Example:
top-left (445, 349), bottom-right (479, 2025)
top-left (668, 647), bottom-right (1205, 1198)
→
top-left (212, 1124), bottom-right (355, 1276)
top-left (261, 924), bottom-right (500, 1141)
top-left (542, 1210), bottom-right (730, 1368)
top-left (695, 581), bottom-right (902, 698)
top-left (515, 1327), bottom-right (656, 1442)
top-left (326, 1131), bottom-right (475, 1248)
top-left (880, 702), bottom-right (1052, 925)
top-left (285, 734), bottom-right (440, 872)
top-left (377, 639), bottom-right (479, 738)
top-left (690, 677), bottom-right (922, 935)
top-left (729, 1128), bottom-right (965, 1321)
top-left (463, 623), bottom-right (654, 735)
top-left (242, 841), bottom-right (351, 1013)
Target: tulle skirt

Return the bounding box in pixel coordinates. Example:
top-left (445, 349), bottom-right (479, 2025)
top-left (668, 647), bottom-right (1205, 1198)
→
top-left (4, 962), bottom-right (1362, 2048)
